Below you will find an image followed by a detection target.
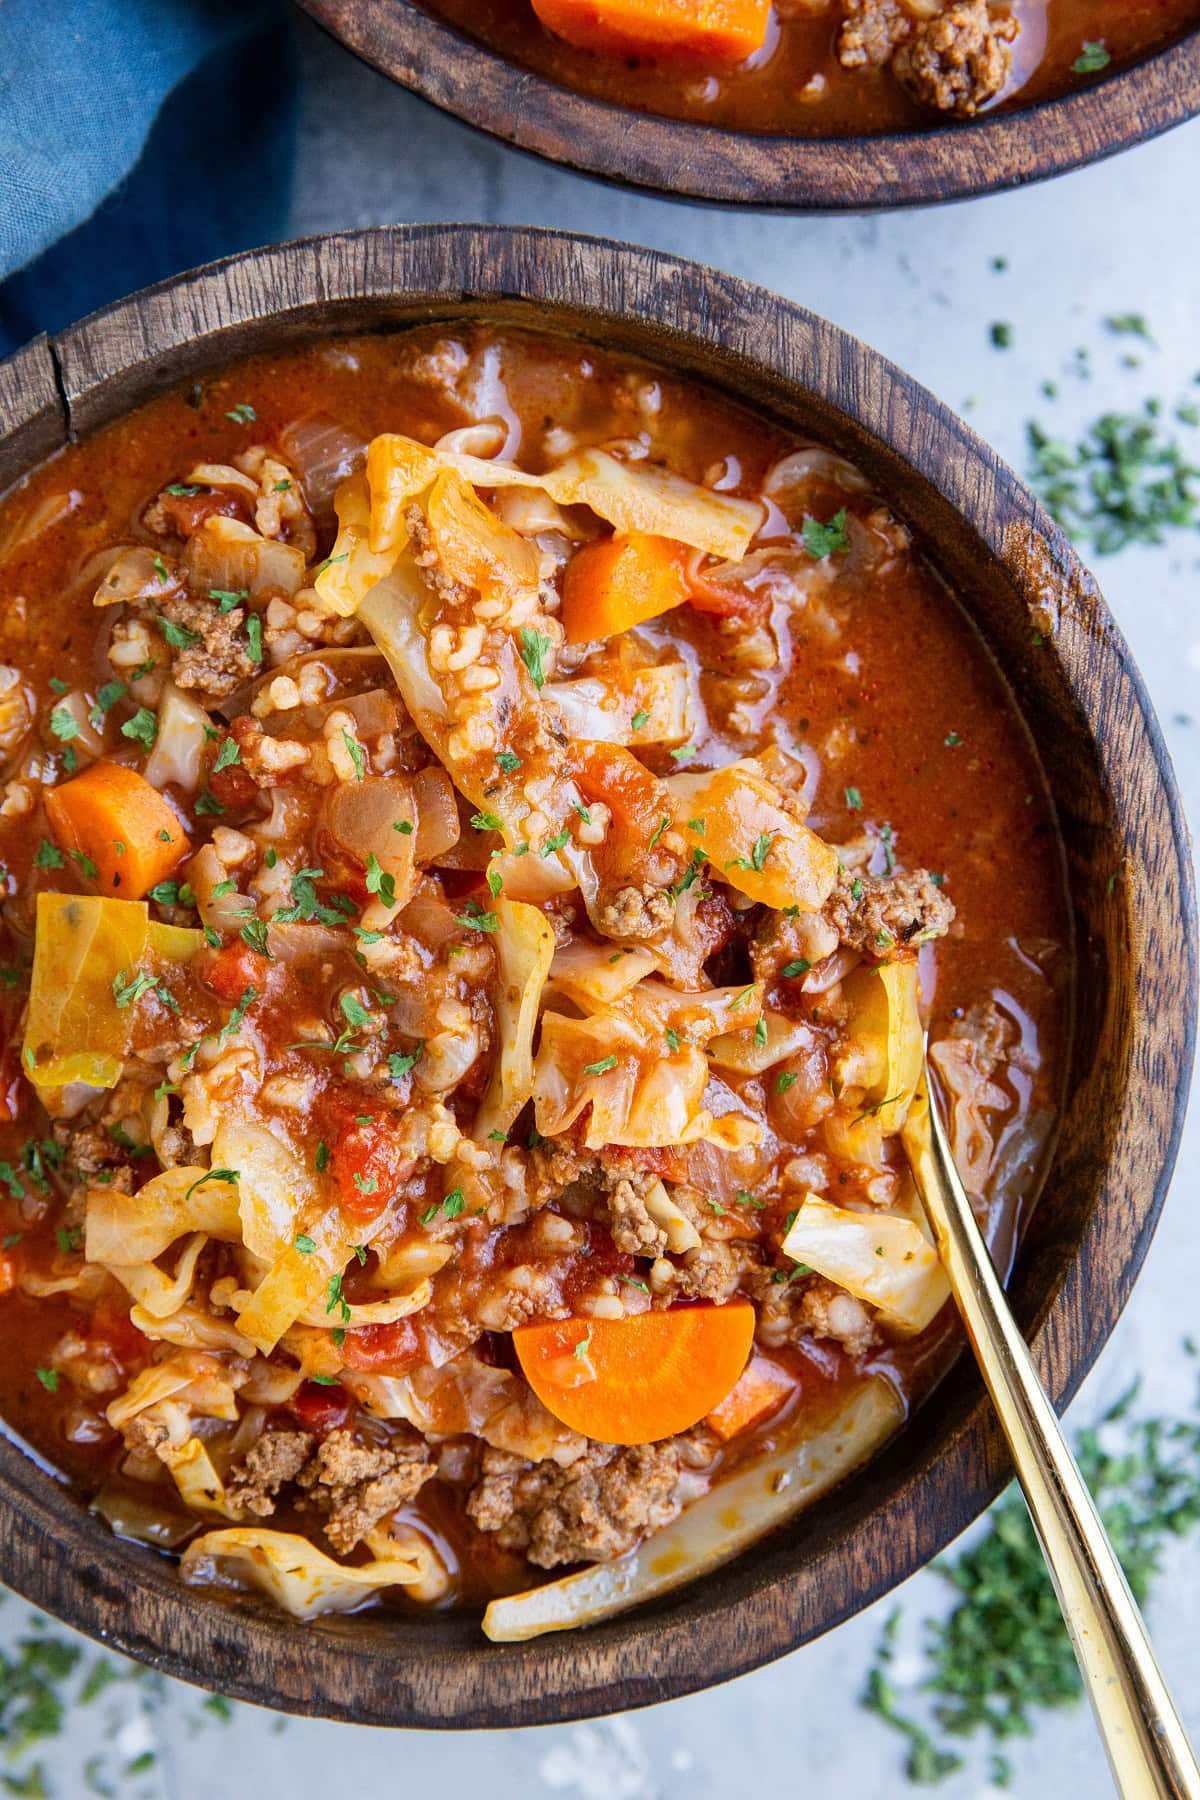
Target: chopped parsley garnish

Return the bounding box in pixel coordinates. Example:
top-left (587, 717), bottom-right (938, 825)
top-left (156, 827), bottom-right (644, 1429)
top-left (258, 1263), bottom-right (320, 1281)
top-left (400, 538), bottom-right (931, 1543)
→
top-left (157, 615), bottom-right (201, 650)
top-left (454, 902), bottom-right (499, 933)
top-left (879, 822), bottom-right (896, 876)
top-left (542, 829), bottom-right (571, 857)
top-left (471, 810), bottom-right (503, 832)
top-left (213, 737), bottom-right (241, 772)
top-left (364, 854), bottom-right (396, 909)
top-left (496, 750), bottom-right (522, 772)
top-left (195, 786), bottom-right (225, 816)
top-left (388, 1044), bottom-right (423, 1079)
top-left (48, 706), bottom-right (79, 743)
top-left (89, 679), bottom-right (126, 727)
top-left (112, 969), bottom-right (156, 1009)
top-left (687, 817), bottom-right (706, 835)
top-left (1072, 39), bottom-right (1111, 73)
top-left (648, 814), bottom-right (670, 850)
top-left (183, 1168), bottom-right (239, 1203)
top-left (630, 709), bottom-right (650, 732)
top-left (394, 819), bottom-right (413, 836)
top-left (584, 1054), bottom-right (618, 1076)
top-left (245, 615), bottom-right (263, 664)
top-left (353, 1173), bottom-right (378, 1195)
top-left (989, 321), bottom-right (1013, 350)
top-left (518, 627), bottom-right (551, 690)
top-left (35, 1367), bottom-right (58, 1392)
top-left (120, 707), bottom-right (158, 749)
top-left (775, 1071), bottom-right (798, 1095)
top-left (781, 958), bottom-right (811, 978)
top-left (68, 848), bottom-right (98, 882)
top-left (316, 552), bottom-right (349, 577)
top-left (153, 553), bottom-right (170, 585)
top-left (325, 1272), bottom-right (351, 1323)
top-left (801, 508), bottom-right (848, 558)
top-left (574, 1327), bottom-right (593, 1360)
top-left (664, 1027), bottom-right (681, 1053)
top-left (239, 919), bottom-right (273, 960)
top-left (294, 1234), bottom-right (316, 1255)
top-left (487, 867), bottom-right (503, 898)
top-left (47, 677), bottom-right (67, 695)
top-left (274, 866), bottom-right (352, 928)
top-left (845, 786), bottom-right (863, 811)
top-left (671, 848), bottom-right (705, 898)
top-left (339, 992), bottom-right (373, 1031)
top-left (226, 402), bottom-right (257, 424)
top-left (342, 728), bottom-right (365, 781)
top-left (209, 587), bottom-right (248, 612)
top-left (34, 840), bottom-right (63, 871)
top-left (670, 744), bottom-right (697, 763)
top-left (315, 1141), bottom-right (330, 1174)
top-left (754, 1016), bottom-right (768, 1049)
top-left (1029, 397), bottom-right (1200, 554)
top-left (442, 1189), bottom-right (466, 1220)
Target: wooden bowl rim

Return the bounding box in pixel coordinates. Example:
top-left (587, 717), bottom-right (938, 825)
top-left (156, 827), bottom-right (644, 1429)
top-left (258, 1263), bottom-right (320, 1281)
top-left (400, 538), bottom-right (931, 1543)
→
top-left (295, 2), bottom-right (1200, 210)
top-left (0, 224), bottom-right (1193, 1726)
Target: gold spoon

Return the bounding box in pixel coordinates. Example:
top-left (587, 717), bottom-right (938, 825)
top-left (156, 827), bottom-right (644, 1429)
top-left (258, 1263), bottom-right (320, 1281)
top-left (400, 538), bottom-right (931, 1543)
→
top-left (903, 1063), bottom-right (1200, 1799)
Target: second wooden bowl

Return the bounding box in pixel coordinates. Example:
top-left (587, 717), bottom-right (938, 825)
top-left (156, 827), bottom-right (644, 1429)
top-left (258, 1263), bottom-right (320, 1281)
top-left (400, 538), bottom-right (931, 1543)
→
top-left (296, 2), bottom-right (1200, 209)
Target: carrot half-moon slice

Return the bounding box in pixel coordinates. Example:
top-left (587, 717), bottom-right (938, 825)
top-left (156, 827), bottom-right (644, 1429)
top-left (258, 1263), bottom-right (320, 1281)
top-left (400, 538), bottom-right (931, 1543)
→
top-left (513, 1302), bottom-right (755, 1445)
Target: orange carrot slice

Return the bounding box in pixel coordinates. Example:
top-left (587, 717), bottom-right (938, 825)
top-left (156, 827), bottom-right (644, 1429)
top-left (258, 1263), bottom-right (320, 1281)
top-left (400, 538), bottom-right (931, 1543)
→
top-left (532, 0), bottom-right (771, 65)
top-left (560, 532), bottom-right (690, 644)
top-left (45, 761), bottom-right (189, 900)
top-left (705, 1353), bottom-right (794, 1440)
top-left (513, 1301), bottom-right (755, 1444)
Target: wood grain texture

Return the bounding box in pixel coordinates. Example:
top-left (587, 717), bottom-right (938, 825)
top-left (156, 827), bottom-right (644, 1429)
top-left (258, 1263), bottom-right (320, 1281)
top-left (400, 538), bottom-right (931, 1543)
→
top-left (0, 226), bottom-right (1194, 1727)
top-left (296, 2), bottom-right (1200, 209)
top-left (0, 337), bottom-right (67, 499)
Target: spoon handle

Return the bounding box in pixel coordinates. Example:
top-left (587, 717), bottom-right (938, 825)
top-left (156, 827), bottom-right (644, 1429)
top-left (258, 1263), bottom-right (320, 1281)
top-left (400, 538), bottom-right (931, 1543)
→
top-left (904, 1079), bottom-right (1200, 1799)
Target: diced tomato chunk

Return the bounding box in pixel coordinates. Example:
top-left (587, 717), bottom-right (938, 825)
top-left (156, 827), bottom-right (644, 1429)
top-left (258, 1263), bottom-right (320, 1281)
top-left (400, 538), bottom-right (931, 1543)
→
top-left (204, 941), bottom-right (268, 1002)
top-left (209, 756), bottom-right (259, 810)
top-left (330, 1114), bottom-right (410, 1224)
top-left (288, 1379), bottom-right (356, 1435)
top-left (90, 1306), bottom-right (152, 1368)
top-left (336, 1317), bottom-right (423, 1374)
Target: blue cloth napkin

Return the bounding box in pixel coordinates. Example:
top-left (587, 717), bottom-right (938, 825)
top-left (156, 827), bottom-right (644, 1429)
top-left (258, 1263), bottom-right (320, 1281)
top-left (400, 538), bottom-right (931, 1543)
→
top-left (0, 0), bottom-right (298, 358)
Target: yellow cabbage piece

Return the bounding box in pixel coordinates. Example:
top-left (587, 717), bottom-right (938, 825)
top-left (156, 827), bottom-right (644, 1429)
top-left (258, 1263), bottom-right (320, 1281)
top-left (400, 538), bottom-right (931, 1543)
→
top-left (362, 433), bottom-right (761, 563)
top-left (179, 1527), bottom-right (429, 1620)
top-left (159, 1437), bottom-right (243, 1521)
top-left (533, 980), bottom-right (763, 1151)
top-left (474, 897), bottom-right (556, 1142)
top-left (781, 1194), bottom-right (949, 1334)
top-left (317, 434), bottom-right (762, 620)
top-left (236, 1203), bottom-right (359, 1357)
top-left (707, 1007), bottom-right (811, 1076)
top-left (211, 1117), bottom-right (317, 1264)
top-left (86, 1165), bottom-right (242, 1266)
top-left (836, 958), bottom-right (924, 1136)
top-left (673, 760), bottom-right (838, 913)
top-left (23, 895), bottom-right (203, 1092)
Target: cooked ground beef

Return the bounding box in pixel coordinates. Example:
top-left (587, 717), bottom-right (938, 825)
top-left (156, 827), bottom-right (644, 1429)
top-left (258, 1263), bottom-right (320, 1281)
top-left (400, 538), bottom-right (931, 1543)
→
top-left (837, 0), bottom-right (912, 68)
top-left (595, 884), bottom-right (676, 941)
top-left (466, 1438), bottom-right (692, 1567)
top-left (297, 1427), bottom-right (435, 1554)
top-left (750, 1269), bottom-right (879, 1357)
top-left (122, 583), bottom-right (257, 702)
top-left (894, 0), bottom-right (1017, 115)
top-left (226, 1428), bottom-right (314, 1518)
top-left (823, 866), bottom-right (955, 955)
top-left (605, 1171), bottom-right (668, 1257)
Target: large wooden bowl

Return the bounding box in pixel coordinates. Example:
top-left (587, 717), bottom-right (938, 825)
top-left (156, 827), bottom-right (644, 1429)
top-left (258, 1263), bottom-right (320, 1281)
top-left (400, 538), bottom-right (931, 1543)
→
top-left (295, 3), bottom-right (1200, 209)
top-left (0, 226), bottom-right (1193, 1725)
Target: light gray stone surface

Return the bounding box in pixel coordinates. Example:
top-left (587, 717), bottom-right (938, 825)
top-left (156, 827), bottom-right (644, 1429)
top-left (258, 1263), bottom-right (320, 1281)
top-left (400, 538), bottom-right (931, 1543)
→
top-left (6, 17), bottom-right (1200, 1796)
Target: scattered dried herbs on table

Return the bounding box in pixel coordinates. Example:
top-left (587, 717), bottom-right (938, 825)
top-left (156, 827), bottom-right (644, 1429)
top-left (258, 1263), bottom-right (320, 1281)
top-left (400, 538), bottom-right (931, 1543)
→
top-left (862, 1361), bottom-right (1200, 1785)
top-left (1029, 398), bottom-right (1200, 554)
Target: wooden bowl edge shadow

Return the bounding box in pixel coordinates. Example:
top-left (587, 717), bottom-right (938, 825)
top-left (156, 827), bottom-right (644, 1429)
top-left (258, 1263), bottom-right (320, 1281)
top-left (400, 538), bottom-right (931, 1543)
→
top-left (0, 226), bottom-right (1193, 1727)
top-left (295, 1), bottom-right (1200, 211)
